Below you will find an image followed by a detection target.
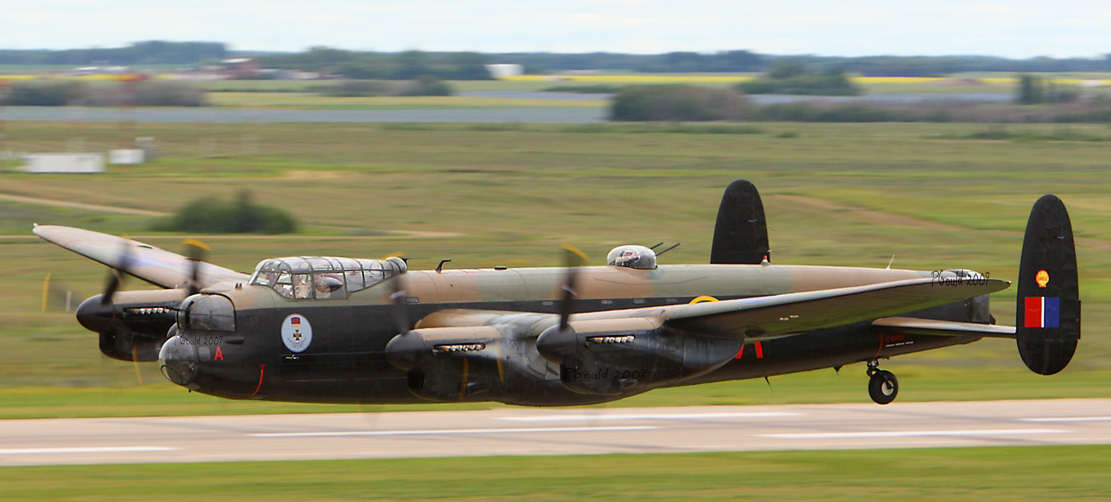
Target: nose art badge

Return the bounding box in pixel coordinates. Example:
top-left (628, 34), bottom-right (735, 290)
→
top-left (281, 314), bottom-right (313, 353)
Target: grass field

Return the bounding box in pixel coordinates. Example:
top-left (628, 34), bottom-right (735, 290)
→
top-left (1, 120), bottom-right (1109, 418)
top-left (2, 446), bottom-right (1110, 501)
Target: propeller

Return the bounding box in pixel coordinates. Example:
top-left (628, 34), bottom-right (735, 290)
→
top-left (183, 239), bottom-right (210, 296)
top-left (558, 245), bottom-right (588, 331)
top-left (100, 237), bottom-right (135, 306)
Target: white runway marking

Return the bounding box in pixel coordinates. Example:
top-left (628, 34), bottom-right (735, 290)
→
top-left (0, 446), bottom-right (176, 455)
top-left (250, 425), bottom-right (659, 438)
top-left (5, 400), bottom-right (1110, 465)
top-left (501, 412), bottom-right (800, 422)
top-left (1021, 416), bottom-right (1111, 423)
top-left (760, 428), bottom-right (1065, 439)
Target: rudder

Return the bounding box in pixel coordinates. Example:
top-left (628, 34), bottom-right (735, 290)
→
top-left (710, 180), bottom-right (770, 265)
top-left (1016, 194), bottom-right (1080, 375)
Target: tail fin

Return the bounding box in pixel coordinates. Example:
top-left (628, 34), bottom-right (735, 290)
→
top-left (710, 180), bottom-right (770, 265)
top-left (1016, 195), bottom-right (1080, 375)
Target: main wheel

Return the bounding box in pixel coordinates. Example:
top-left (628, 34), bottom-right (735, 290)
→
top-left (867, 370), bottom-right (898, 405)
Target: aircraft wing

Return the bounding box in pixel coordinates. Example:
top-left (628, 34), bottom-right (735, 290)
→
top-left (579, 277), bottom-right (1010, 340)
top-left (33, 225), bottom-right (248, 289)
top-left (871, 316), bottom-right (1016, 339)
top-left (389, 276), bottom-right (1010, 400)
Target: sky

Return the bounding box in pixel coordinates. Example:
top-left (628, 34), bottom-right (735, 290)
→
top-left (2, 0), bottom-right (1110, 58)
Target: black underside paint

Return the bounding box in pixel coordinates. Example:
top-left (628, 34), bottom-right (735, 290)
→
top-left (175, 295), bottom-right (986, 405)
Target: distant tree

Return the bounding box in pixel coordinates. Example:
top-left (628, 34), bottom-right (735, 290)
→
top-left (1, 79), bottom-right (83, 105)
top-left (1018, 74), bottom-right (1042, 104)
top-left (767, 61), bottom-right (807, 79)
top-left (738, 66), bottom-right (860, 96)
top-left (1016, 74), bottom-right (1078, 104)
top-left (719, 50), bottom-right (763, 71)
top-left (153, 190), bottom-right (297, 234)
top-left (396, 75), bottom-right (454, 96)
top-left (610, 85), bottom-right (751, 121)
top-left (444, 52), bottom-right (491, 79)
top-left (394, 50), bottom-right (430, 79)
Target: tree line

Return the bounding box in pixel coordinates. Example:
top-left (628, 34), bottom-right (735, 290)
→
top-left (0, 41), bottom-right (226, 65)
top-left (255, 48), bottom-right (491, 80)
top-left (3, 41), bottom-right (1111, 78)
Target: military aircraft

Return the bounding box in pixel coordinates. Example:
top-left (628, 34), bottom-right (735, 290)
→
top-left (34, 180), bottom-right (1080, 406)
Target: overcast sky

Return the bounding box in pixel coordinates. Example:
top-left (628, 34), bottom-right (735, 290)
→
top-left (3, 0), bottom-right (1110, 58)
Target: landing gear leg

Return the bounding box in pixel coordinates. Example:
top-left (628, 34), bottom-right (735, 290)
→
top-left (866, 360), bottom-right (898, 405)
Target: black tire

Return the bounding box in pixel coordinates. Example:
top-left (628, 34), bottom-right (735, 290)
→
top-left (868, 370), bottom-right (898, 405)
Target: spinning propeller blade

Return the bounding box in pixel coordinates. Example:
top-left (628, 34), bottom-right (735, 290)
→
top-left (183, 239), bottom-right (210, 296)
top-left (558, 245), bottom-right (588, 331)
top-left (101, 237), bottom-right (134, 306)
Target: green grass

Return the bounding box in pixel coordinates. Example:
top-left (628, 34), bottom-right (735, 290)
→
top-left (2, 365), bottom-right (1109, 419)
top-left (1, 121), bottom-right (1110, 417)
top-left (3, 446), bottom-right (1110, 501)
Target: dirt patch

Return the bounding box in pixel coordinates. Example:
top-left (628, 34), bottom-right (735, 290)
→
top-left (773, 194), bottom-right (962, 231)
top-left (0, 192), bottom-right (167, 217)
top-left (281, 170), bottom-right (347, 181)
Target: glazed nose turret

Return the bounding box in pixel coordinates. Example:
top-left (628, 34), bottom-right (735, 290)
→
top-left (159, 335), bottom-right (199, 386)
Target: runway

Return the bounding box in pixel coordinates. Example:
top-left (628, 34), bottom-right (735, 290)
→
top-left (2, 398), bottom-right (1110, 466)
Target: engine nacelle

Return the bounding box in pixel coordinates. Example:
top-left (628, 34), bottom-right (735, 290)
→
top-left (385, 325), bottom-right (572, 404)
top-left (75, 290), bottom-right (184, 362)
top-left (99, 328), bottom-right (168, 362)
top-left (536, 318), bottom-right (741, 396)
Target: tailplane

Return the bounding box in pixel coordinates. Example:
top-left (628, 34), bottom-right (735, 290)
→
top-left (1016, 194), bottom-right (1080, 375)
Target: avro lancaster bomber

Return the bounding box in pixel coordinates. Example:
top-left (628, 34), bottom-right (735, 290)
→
top-left (35, 180), bottom-right (1081, 405)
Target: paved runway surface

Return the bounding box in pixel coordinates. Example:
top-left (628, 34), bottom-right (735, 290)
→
top-left (3, 398), bottom-right (1110, 466)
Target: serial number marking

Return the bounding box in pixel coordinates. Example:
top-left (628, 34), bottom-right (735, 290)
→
top-left (181, 335), bottom-right (224, 346)
top-left (588, 335), bottom-right (635, 344)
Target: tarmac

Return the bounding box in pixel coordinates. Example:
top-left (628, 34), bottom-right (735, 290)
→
top-left (2, 398), bottom-right (1110, 466)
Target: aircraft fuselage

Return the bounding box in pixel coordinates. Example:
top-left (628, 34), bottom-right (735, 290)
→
top-left (160, 264), bottom-right (986, 405)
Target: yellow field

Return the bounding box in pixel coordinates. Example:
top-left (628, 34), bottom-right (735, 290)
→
top-left (502, 74), bottom-right (758, 83)
top-left (501, 74), bottom-right (1111, 86)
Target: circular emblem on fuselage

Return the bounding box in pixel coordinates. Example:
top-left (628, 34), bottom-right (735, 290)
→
top-left (281, 314), bottom-right (313, 353)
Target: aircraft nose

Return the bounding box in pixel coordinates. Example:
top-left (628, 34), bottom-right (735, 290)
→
top-left (75, 295), bottom-right (112, 333)
top-left (159, 335), bottom-right (199, 386)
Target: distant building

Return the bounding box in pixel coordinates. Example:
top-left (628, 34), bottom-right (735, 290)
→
top-left (218, 58), bottom-right (261, 79)
top-left (485, 64), bottom-right (524, 79)
top-left (22, 153), bottom-right (106, 173)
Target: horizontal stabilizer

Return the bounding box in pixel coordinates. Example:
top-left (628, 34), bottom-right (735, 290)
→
top-left (872, 317), bottom-right (1015, 339)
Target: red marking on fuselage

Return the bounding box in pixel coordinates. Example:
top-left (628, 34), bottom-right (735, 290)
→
top-left (733, 342), bottom-right (765, 360)
top-left (874, 334), bottom-right (886, 359)
top-left (214, 346), bottom-right (224, 361)
top-left (247, 364), bottom-right (266, 398)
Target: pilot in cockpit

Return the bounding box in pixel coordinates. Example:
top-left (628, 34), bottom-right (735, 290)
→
top-left (314, 273), bottom-right (345, 299)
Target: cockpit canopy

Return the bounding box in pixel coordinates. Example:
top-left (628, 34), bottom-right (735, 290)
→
top-left (606, 245), bottom-right (657, 270)
top-left (249, 256), bottom-right (406, 300)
